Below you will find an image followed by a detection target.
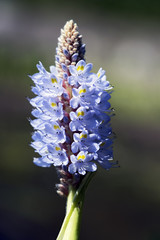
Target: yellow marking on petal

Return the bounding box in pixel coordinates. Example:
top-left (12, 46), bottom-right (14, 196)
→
top-left (80, 134), bottom-right (87, 139)
top-left (98, 73), bottom-right (101, 78)
top-left (79, 89), bottom-right (86, 94)
top-left (51, 78), bottom-right (57, 84)
top-left (51, 102), bottom-right (57, 107)
top-left (100, 142), bottom-right (105, 147)
top-left (77, 154), bottom-right (85, 160)
top-left (55, 146), bottom-right (61, 151)
top-left (53, 125), bottom-right (60, 130)
top-left (77, 111), bottom-right (84, 117)
top-left (77, 65), bottom-right (84, 71)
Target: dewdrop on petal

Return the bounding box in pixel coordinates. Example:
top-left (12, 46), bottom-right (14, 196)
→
top-left (29, 20), bottom-right (116, 197)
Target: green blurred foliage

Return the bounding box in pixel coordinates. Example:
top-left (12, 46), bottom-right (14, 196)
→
top-left (15, 0), bottom-right (160, 19)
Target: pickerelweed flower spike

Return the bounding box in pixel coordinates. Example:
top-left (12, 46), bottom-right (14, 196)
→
top-left (29, 19), bottom-right (117, 239)
top-left (29, 19), bottom-right (116, 196)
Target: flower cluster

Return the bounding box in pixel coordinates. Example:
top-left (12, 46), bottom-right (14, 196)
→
top-left (29, 59), bottom-right (114, 176)
top-left (29, 20), bottom-right (116, 194)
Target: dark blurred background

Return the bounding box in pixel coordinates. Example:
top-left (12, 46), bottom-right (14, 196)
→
top-left (0, 0), bottom-right (160, 239)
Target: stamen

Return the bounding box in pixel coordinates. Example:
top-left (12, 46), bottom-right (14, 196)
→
top-left (79, 89), bottom-right (86, 94)
top-left (77, 155), bottom-right (85, 160)
top-left (80, 134), bottom-right (87, 139)
top-left (77, 65), bottom-right (84, 71)
top-left (51, 78), bottom-right (58, 84)
top-left (100, 142), bottom-right (105, 147)
top-left (77, 111), bottom-right (84, 117)
top-left (54, 125), bottom-right (60, 130)
top-left (51, 102), bottom-right (57, 107)
top-left (55, 146), bottom-right (61, 151)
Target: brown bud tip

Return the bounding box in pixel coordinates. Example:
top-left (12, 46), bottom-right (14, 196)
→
top-left (55, 20), bottom-right (85, 79)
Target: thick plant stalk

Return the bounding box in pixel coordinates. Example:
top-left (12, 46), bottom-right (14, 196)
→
top-left (56, 172), bottom-right (95, 240)
top-left (62, 186), bottom-right (84, 240)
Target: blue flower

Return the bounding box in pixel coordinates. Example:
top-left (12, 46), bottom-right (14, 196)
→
top-left (68, 60), bottom-right (93, 86)
top-left (68, 151), bottom-right (97, 175)
top-left (70, 84), bottom-right (99, 109)
top-left (92, 68), bottom-right (112, 90)
top-left (69, 107), bottom-right (99, 131)
top-left (44, 122), bottom-right (66, 143)
top-left (71, 129), bottom-right (99, 155)
top-left (33, 143), bottom-right (68, 167)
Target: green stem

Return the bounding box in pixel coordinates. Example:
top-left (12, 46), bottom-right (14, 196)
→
top-left (66, 185), bottom-right (76, 215)
top-left (56, 172), bottom-right (96, 240)
top-left (63, 186), bottom-right (84, 240)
